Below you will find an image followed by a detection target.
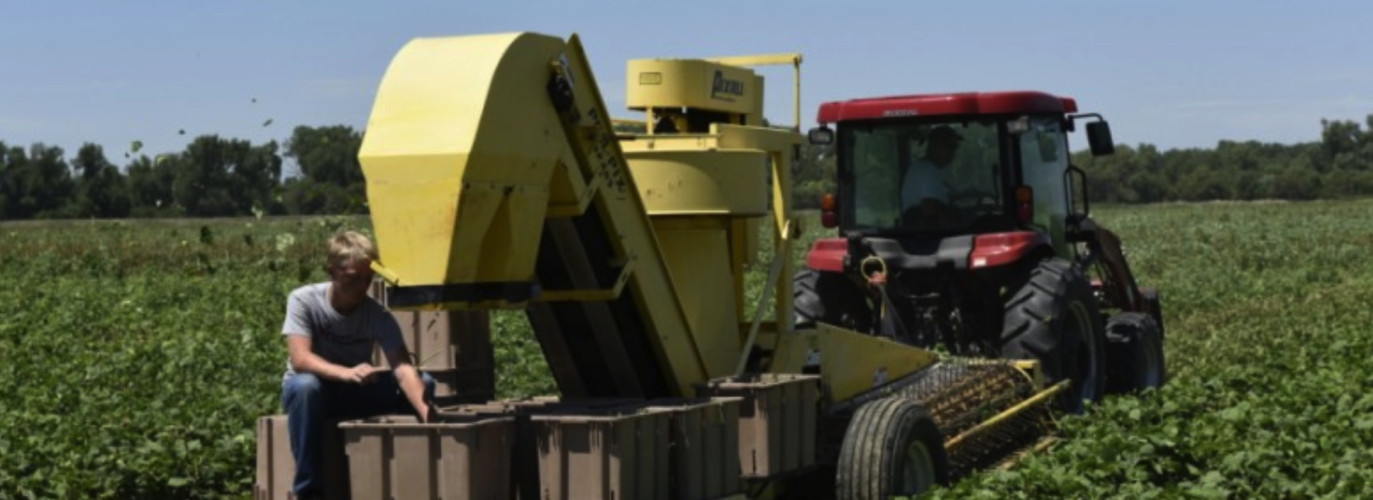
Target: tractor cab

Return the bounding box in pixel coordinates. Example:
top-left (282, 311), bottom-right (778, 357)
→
top-left (797, 91), bottom-right (1157, 394)
top-left (810, 91), bottom-right (1114, 257)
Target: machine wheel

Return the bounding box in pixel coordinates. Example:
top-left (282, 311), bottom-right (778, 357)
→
top-left (1104, 312), bottom-right (1166, 394)
top-left (793, 268), bottom-right (873, 332)
top-left (836, 397), bottom-right (949, 499)
top-left (1000, 257), bottom-right (1107, 414)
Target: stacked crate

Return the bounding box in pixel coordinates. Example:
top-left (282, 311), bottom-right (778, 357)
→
top-left (698, 374), bottom-right (822, 478)
top-left (254, 416), bottom-right (295, 500)
top-left (440, 397), bottom-right (563, 499)
top-left (646, 398), bottom-right (744, 500)
top-left (254, 415), bottom-right (349, 500)
top-left (367, 280), bottom-right (495, 405)
top-left (339, 414), bottom-right (515, 500)
top-left (531, 404), bottom-right (672, 500)
top-left (429, 398), bottom-right (743, 500)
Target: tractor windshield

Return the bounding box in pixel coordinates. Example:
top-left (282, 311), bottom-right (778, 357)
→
top-left (839, 119), bottom-right (1005, 233)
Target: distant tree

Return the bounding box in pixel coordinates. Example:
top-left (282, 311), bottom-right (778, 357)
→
top-left (793, 142), bottom-right (836, 209)
top-left (1319, 117), bottom-right (1373, 173)
top-left (280, 177), bottom-right (361, 215)
top-left (3, 112), bottom-right (1371, 220)
top-left (0, 143), bottom-right (74, 219)
top-left (171, 137), bottom-right (235, 216)
top-left (127, 155), bottom-right (180, 217)
top-left (286, 125), bottom-right (363, 186)
top-left (70, 144), bottom-right (131, 218)
top-left (171, 135), bottom-right (282, 217)
top-left (1319, 118), bottom-right (1362, 164)
top-left (227, 140), bottom-right (284, 215)
top-left (612, 120), bottom-right (647, 134)
top-left (1268, 155), bottom-right (1321, 200)
top-left (284, 125), bottom-right (365, 214)
top-left (1321, 168), bottom-right (1373, 198)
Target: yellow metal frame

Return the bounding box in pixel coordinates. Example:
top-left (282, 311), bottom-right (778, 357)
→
top-left (944, 380), bottom-right (1068, 450)
top-left (536, 258), bottom-right (635, 302)
top-left (766, 323), bottom-right (940, 403)
top-left (627, 59), bottom-right (763, 122)
top-left (702, 53), bottom-right (803, 132)
top-left (359, 33), bottom-right (567, 294)
top-left (359, 32), bottom-right (726, 392)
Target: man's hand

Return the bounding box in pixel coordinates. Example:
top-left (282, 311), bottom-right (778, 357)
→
top-left (392, 363), bottom-right (432, 423)
top-left (341, 363), bottom-right (380, 384)
top-left (423, 403), bottom-right (439, 424)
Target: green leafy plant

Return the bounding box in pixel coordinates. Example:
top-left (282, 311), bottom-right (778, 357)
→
top-left (5, 200), bottom-right (1373, 497)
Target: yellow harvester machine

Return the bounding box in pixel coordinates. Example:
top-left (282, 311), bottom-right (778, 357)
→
top-left (345, 31), bottom-right (1131, 499)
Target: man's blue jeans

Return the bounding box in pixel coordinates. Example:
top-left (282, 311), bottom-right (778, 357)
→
top-left (281, 371), bottom-right (435, 498)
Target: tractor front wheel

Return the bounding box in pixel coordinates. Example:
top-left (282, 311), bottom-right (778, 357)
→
top-left (1000, 258), bottom-right (1107, 413)
top-left (836, 397), bottom-right (949, 499)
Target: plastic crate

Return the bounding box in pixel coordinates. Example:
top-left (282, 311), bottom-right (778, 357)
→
top-left (645, 398), bottom-right (744, 500)
top-left (697, 374), bottom-right (821, 478)
top-left (255, 415), bottom-right (294, 500)
top-left (430, 366), bottom-right (497, 406)
top-left (437, 396), bottom-right (562, 416)
top-left (438, 397), bottom-right (566, 500)
top-left (532, 404), bottom-right (672, 500)
top-left (340, 414), bottom-right (514, 500)
top-left (254, 415), bottom-right (349, 500)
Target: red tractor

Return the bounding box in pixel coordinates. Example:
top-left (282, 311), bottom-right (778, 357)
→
top-left (798, 91), bottom-right (1165, 412)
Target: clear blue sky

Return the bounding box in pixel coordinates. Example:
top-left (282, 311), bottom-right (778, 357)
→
top-left (2, 1), bottom-right (1369, 171)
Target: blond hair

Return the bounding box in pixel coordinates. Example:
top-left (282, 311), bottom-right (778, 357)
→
top-left (327, 230), bottom-right (379, 269)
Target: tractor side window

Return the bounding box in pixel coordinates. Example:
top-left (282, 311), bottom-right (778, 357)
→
top-left (1018, 117), bottom-right (1071, 255)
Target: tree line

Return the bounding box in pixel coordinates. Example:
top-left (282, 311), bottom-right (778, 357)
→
top-left (790, 114), bottom-right (1373, 207)
top-left (0, 125), bottom-right (365, 219)
top-left (3, 115), bottom-right (1372, 220)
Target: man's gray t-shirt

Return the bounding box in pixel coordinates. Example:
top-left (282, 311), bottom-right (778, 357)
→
top-left (902, 158), bottom-right (951, 209)
top-left (281, 282), bottom-right (405, 380)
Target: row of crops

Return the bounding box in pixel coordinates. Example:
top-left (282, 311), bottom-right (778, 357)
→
top-left (1, 201), bottom-right (1372, 498)
top-left (931, 201), bottom-right (1373, 498)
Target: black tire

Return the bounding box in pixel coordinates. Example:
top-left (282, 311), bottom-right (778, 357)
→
top-left (793, 268), bottom-right (872, 332)
top-left (1104, 312), bottom-right (1167, 394)
top-left (836, 397), bottom-right (949, 499)
top-left (1000, 258), bottom-right (1107, 414)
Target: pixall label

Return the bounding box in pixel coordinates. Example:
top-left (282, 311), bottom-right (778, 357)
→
top-left (711, 70), bottom-right (745, 101)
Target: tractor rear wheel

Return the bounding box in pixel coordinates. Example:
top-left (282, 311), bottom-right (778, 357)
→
top-left (836, 397), bottom-right (949, 499)
top-left (1000, 258), bottom-right (1107, 413)
top-left (793, 269), bottom-right (873, 332)
top-left (1105, 312), bottom-right (1166, 394)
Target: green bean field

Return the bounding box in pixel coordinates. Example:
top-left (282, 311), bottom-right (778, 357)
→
top-left (2, 200), bottom-right (1372, 498)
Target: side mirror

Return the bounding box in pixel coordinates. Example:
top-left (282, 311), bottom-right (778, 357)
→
top-left (808, 126), bottom-right (834, 145)
top-left (1086, 121), bottom-right (1115, 156)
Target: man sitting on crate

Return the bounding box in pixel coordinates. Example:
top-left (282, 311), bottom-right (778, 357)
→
top-left (280, 230), bottom-right (437, 499)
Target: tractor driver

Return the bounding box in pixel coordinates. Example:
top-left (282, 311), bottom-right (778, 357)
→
top-left (901, 125), bottom-right (964, 225)
top-left (279, 230), bottom-right (436, 499)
